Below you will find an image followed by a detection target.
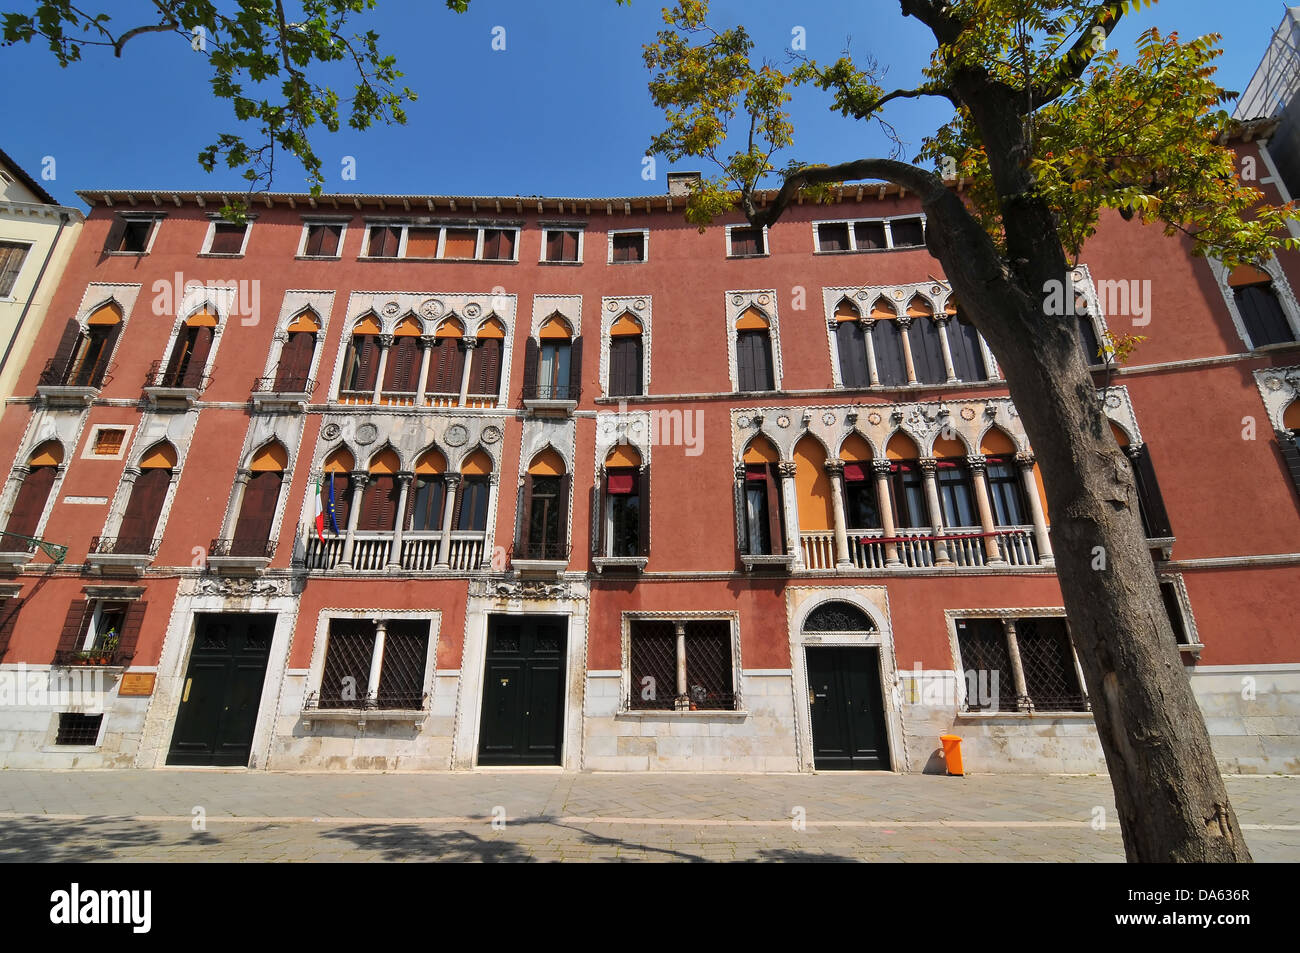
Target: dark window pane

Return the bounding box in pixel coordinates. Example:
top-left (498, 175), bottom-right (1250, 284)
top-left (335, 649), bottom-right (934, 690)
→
top-left (836, 320), bottom-right (869, 387)
top-left (817, 222), bottom-right (850, 251)
top-left (411, 477), bottom-right (445, 531)
top-left (629, 620), bottom-right (676, 710)
top-left (937, 463), bottom-right (977, 527)
top-left (853, 221), bottom-right (886, 249)
top-left (1161, 582), bottom-right (1191, 645)
top-left (611, 232), bottom-right (644, 262)
top-left (955, 619), bottom-right (1017, 712)
top-left (986, 457), bottom-right (1028, 526)
top-left (890, 218), bottom-right (925, 247)
top-left (1234, 284), bottom-right (1296, 347)
top-left (117, 219), bottom-right (153, 252)
top-left (729, 226), bottom-right (764, 257)
top-left (872, 319), bottom-right (908, 386)
top-left (457, 478), bottom-right (489, 532)
top-left (908, 318), bottom-right (947, 384)
top-left (845, 482), bottom-right (881, 529)
top-left (319, 619), bottom-right (375, 708)
top-left (948, 316), bottom-right (989, 381)
top-left (1015, 618), bottom-right (1086, 711)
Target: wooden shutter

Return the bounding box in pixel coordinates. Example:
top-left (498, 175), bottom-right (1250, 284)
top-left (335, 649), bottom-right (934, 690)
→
top-left (522, 337), bottom-right (539, 399)
top-left (472, 338), bottom-right (502, 394)
top-left (103, 216), bottom-right (126, 253)
top-left (315, 224), bottom-right (342, 256)
top-left (518, 474), bottom-right (534, 552)
top-left (736, 331), bottom-right (755, 392)
top-left (232, 470), bottom-right (282, 552)
top-left (117, 468), bottom-right (170, 552)
top-left (47, 319), bottom-right (82, 384)
top-left (90, 322), bottom-right (122, 387)
top-left (637, 466), bottom-right (650, 556)
top-left (2, 465), bottom-right (56, 548)
top-left (331, 473), bottom-right (352, 532)
top-left (836, 321), bottom-right (868, 387)
top-left (180, 325), bottom-right (214, 387)
top-left (368, 226), bottom-right (399, 257)
top-left (451, 479), bottom-right (468, 530)
top-left (0, 597), bottom-right (22, 660)
top-left (948, 319), bottom-right (988, 381)
top-left (275, 332), bottom-right (315, 390)
top-left (431, 338), bottom-right (464, 393)
top-left (568, 336), bottom-right (583, 401)
top-left (908, 318), bottom-right (947, 384)
top-left (117, 601), bottom-right (147, 662)
top-left (765, 464), bottom-right (784, 554)
top-left (1279, 431), bottom-right (1300, 499)
top-left (610, 337), bottom-right (642, 396)
top-left (362, 475), bottom-right (399, 531)
top-left (383, 336), bottom-right (419, 392)
top-left (353, 336), bottom-right (379, 392)
top-left (1129, 444), bottom-right (1173, 538)
top-left (54, 600), bottom-right (92, 662)
top-left (164, 329), bottom-right (193, 384)
top-left (557, 474), bottom-right (572, 555)
top-left (734, 470), bottom-right (749, 555)
top-left (873, 320), bottom-right (908, 386)
top-left (304, 224), bottom-right (325, 257)
top-left (545, 231), bottom-right (562, 261)
top-left (208, 224), bottom-right (245, 254)
top-left (590, 482), bottom-right (604, 556)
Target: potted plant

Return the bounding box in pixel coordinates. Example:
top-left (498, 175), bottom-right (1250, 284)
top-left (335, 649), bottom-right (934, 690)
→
top-left (99, 634), bottom-right (119, 665)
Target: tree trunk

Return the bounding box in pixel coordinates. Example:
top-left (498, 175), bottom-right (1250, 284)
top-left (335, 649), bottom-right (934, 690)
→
top-left (912, 96), bottom-right (1252, 857)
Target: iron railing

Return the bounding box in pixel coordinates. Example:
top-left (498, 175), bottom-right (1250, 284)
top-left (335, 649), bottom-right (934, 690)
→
top-left (523, 381), bottom-right (580, 401)
top-left (512, 540), bottom-right (571, 562)
top-left (209, 537), bottom-right (276, 559)
top-left (90, 535), bottom-right (160, 557)
top-left (53, 647), bottom-right (131, 667)
top-left (145, 360), bottom-right (212, 392)
top-left (38, 356), bottom-right (114, 389)
top-left (627, 619), bottom-right (736, 711)
top-left (253, 375), bottom-right (315, 394)
top-left (303, 690), bottom-right (429, 712)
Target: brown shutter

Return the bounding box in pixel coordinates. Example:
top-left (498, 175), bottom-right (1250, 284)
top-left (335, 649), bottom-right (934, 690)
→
top-left (472, 338), bottom-right (502, 394)
top-left (590, 481), bottom-right (604, 556)
top-left (117, 468), bottom-right (170, 553)
top-left (836, 321), bottom-right (869, 388)
top-left (637, 466), bottom-right (650, 556)
top-left (568, 336), bottom-right (583, 401)
top-left (736, 331), bottom-right (755, 392)
top-left (765, 464), bottom-right (784, 554)
top-left (1, 465), bottom-right (57, 549)
top-left (208, 224), bottom-right (245, 254)
top-left (563, 231), bottom-right (578, 261)
top-left (1280, 431), bottom-right (1300, 500)
top-left (47, 319), bottom-right (83, 384)
top-left (117, 601), bottom-right (147, 662)
top-left (557, 473), bottom-right (572, 555)
top-left (522, 337), bottom-right (539, 399)
top-left (180, 325), bottom-right (214, 388)
top-left (231, 470), bottom-right (282, 553)
top-left (304, 224), bottom-right (324, 257)
top-left (90, 321), bottom-right (122, 387)
top-left (734, 470), bottom-right (749, 555)
top-left (403, 477), bottom-right (419, 530)
top-left (518, 474), bottom-right (534, 552)
top-left (368, 226), bottom-right (399, 257)
top-left (354, 336), bottom-right (379, 392)
top-left (372, 475), bottom-right (400, 531)
top-left (1128, 445), bottom-right (1173, 538)
top-left (451, 479), bottom-right (467, 530)
top-left (54, 600), bottom-right (91, 662)
top-left (545, 231), bottom-right (562, 261)
top-left (0, 597), bottom-right (22, 660)
top-left (331, 473), bottom-right (352, 531)
top-left (103, 215), bottom-right (126, 253)
top-left (383, 336), bottom-right (418, 392)
top-left (275, 331), bottom-right (315, 390)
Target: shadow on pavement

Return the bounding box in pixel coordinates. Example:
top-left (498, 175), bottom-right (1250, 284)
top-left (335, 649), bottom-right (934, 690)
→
top-left (321, 822), bottom-right (533, 862)
top-left (0, 817), bottom-right (165, 862)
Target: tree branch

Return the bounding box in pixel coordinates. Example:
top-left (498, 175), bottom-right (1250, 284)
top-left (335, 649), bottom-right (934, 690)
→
top-left (1032, 1), bottom-right (1127, 106)
top-left (875, 84), bottom-right (955, 108)
top-left (743, 158), bottom-right (947, 228)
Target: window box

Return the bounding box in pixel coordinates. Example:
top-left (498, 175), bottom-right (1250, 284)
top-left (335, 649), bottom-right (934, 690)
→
top-left (206, 537), bottom-right (275, 576)
top-left (301, 693), bottom-right (429, 730)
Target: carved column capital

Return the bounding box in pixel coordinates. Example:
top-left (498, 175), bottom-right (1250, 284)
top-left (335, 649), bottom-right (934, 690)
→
top-left (234, 467), bottom-right (253, 483)
top-left (897, 315), bottom-right (914, 330)
top-left (272, 329), bottom-right (290, 344)
top-left (871, 459), bottom-right (892, 476)
top-left (918, 457), bottom-right (937, 474)
top-left (857, 318), bottom-right (874, 333)
top-left (377, 334), bottom-right (394, 348)
top-left (443, 473), bottom-right (462, 489)
top-left (419, 334), bottom-right (437, 349)
top-left (823, 460), bottom-right (845, 478)
top-left (734, 463), bottom-right (748, 480)
top-left (966, 455), bottom-right (988, 472)
top-left (1015, 451), bottom-right (1037, 469)
top-left (461, 336), bottom-right (478, 350)
top-left (349, 471), bottom-right (370, 487)
top-left (396, 471), bottom-right (414, 485)
top-left (777, 461), bottom-right (798, 480)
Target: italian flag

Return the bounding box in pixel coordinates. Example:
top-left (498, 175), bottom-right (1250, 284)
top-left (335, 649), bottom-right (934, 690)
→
top-left (314, 479), bottom-right (325, 541)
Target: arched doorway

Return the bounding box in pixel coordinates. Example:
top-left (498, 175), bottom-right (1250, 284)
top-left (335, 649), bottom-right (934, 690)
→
top-left (803, 600), bottom-right (891, 770)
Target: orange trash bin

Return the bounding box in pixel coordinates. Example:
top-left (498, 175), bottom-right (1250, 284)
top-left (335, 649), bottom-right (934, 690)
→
top-left (940, 734), bottom-right (964, 776)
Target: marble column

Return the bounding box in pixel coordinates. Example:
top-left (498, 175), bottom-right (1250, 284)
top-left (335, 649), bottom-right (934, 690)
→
top-left (919, 457), bottom-right (951, 565)
top-left (967, 455), bottom-right (1005, 565)
top-left (872, 459), bottom-right (901, 567)
top-left (823, 460), bottom-right (852, 569)
top-left (1017, 451), bottom-right (1053, 565)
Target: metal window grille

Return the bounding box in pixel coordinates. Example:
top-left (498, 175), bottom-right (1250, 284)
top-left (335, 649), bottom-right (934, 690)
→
top-left (55, 713), bottom-right (103, 745)
top-left (684, 621), bottom-right (735, 710)
top-left (376, 620), bottom-right (429, 710)
top-left (628, 620), bottom-right (676, 710)
top-left (93, 428), bottom-right (125, 455)
top-left (955, 619), bottom-right (1017, 712)
top-left (1015, 618), bottom-right (1087, 712)
top-left (319, 619), bottom-right (375, 708)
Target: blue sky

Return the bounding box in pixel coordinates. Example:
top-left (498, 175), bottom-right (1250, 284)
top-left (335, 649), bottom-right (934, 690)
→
top-left (0, 0), bottom-right (1283, 208)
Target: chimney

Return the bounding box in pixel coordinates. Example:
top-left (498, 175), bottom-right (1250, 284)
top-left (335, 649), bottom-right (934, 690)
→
top-left (667, 171), bottom-right (702, 198)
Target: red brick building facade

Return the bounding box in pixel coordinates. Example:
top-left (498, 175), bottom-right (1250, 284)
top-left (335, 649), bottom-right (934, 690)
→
top-left (0, 150), bottom-right (1296, 773)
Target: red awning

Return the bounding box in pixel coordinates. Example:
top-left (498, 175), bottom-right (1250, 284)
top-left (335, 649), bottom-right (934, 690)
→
top-left (607, 472), bottom-right (635, 494)
top-left (843, 463), bottom-right (867, 482)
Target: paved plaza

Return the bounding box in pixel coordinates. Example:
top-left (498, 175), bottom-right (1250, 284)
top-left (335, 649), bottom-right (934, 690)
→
top-left (0, 770), bottom-right (1296, 862)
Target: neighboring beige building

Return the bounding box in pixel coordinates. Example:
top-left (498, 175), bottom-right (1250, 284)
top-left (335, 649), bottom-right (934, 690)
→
top-left (0, 149), bottom-right (83, 415)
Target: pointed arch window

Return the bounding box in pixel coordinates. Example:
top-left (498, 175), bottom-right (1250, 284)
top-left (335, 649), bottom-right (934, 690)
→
top-left (161, 307), bottom-right (218, 388)
top-left (608, 313), bottom-right (644, 397)
top-left (519, 449), bottom-right (568, 559)
top-left (593, 444), bottom-right (648, 558)
top-left (524, 314), bottom-right (581, 402)
top-left (43, 302), bottom-right (123, 388)
top-left (275, 309), bottom-right (319, 392)
top-left (1, 441), bottom-right (62, 552)
top-left (359, 449), bottom-right (401, 532)
top-left (1230, 263), bottom-right (1298, 347)
top-left (735, 307), bottom-right (775, 393)
top-left (468, 318), bottom-right (505, 399)
top-left (383, 318), bottom-right (423, 396)
top-left (321, 448), bottom-right (354, 535)
top-left (408, 449), bottom-right (447, 532)
top-left (946, 302), bottom-right (990, 382)
top-left (871, 300), bottom-right (908, 387)
top-left (339, 315), bottom-right (381, 398)
top-left (736, 437), bottom-right (783, 556)
top-left (885, 434), bottom-right (927, 529)
top-left (834, 300), bottom-right (870, 388)
top-left (839, 434), bottom-right (880, 529)
top-left (457, 450), bottom-right (493, 532)
top-left (229, 442), bottom-right (286, 556)
top-left (115, 442), bottom-right (175, 554)
top-left (429, 317), bottom-right (466, 397)
top-left (906, 297), bottom-right (946, 385)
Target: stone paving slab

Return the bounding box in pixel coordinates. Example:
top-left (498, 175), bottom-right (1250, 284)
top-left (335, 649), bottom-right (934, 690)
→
top-left (0, 770), bottom-right (1294, 862)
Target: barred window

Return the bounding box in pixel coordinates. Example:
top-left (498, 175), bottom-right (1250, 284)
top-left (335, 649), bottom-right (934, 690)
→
top-left (627, 618), bottom-right (735, 711)
top-left (954, 615), bottom-right (1087, 713)
top-left (55, 713), bottom-right (103, 745)
top-left (316, 618), bottom-right (430, 710)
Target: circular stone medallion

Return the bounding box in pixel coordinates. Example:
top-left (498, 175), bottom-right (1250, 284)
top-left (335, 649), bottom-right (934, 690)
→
top-left (481, 425), bottom-right (502, 445)
top-left (445, 424), bottom-right (469, 447)
top-left (355, 423), bottom-right (379, 445)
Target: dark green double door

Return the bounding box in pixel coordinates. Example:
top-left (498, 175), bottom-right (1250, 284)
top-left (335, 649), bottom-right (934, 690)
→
top-left (478, 616), bottom-right (566, 765)
top-left (167, 613), bottom-right (275, 766)
top-left (806, 646), bottom-right (891, 770)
